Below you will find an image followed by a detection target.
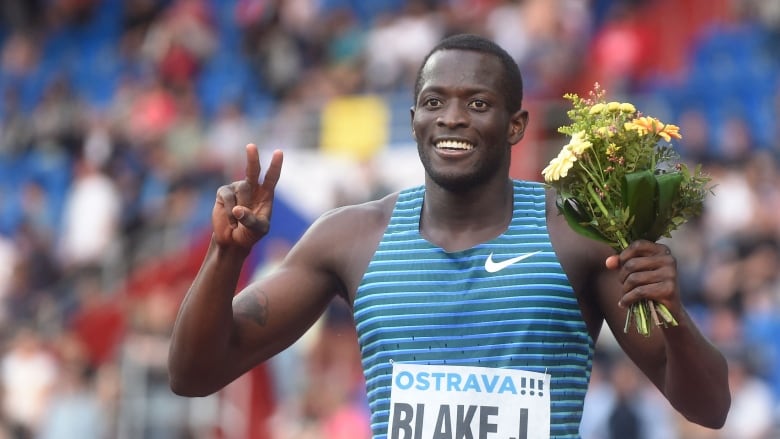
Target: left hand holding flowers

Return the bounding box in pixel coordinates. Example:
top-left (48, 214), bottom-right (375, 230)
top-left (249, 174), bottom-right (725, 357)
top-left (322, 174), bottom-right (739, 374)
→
top-left (606, 240), bottom-right (682, 333)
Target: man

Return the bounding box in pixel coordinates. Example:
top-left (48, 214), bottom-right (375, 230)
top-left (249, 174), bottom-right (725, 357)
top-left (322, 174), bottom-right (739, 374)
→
top-left (168, 34), bottom-right (730, 438)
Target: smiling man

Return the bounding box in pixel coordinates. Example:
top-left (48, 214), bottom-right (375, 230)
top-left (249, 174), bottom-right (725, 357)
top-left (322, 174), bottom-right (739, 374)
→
top-left (168, 34), bottom-right (730, 438)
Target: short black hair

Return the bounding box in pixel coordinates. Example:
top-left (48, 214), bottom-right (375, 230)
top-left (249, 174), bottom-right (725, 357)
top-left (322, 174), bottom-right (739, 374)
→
top-left (414, 34), bottom-right (524, 113)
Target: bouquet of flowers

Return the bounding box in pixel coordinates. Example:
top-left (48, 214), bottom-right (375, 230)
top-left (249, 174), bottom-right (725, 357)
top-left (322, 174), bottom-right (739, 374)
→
top-left (542, 83), bottom-right (712, 336)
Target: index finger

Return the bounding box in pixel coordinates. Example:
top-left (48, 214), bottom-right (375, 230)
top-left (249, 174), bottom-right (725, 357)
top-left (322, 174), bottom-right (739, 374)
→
top-left (619, 240), bottom-right (666, 260)
top-left (245, 143), bottom-right (260, 187)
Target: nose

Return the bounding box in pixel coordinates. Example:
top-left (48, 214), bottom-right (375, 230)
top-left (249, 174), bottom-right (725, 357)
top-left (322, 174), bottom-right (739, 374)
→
top-left (437, 102), bottom-right (468, 128)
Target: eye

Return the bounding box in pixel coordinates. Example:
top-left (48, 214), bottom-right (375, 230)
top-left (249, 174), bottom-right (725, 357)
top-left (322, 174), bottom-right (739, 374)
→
top-left (423, 97), bottom-right (442, 108)
top-left (469, 99), bottom-right (489, 111)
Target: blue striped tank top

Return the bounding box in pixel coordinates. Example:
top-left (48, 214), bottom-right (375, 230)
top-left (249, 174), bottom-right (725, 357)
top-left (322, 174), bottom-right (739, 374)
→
top-left (353, 180), bottom-right (594, 439)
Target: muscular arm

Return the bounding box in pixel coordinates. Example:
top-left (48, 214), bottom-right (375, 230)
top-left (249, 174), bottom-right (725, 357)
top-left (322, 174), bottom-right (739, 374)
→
top-left (599, 243), bottom-right (730, 428)
top-left (168, 234), bottom-right (338, 396)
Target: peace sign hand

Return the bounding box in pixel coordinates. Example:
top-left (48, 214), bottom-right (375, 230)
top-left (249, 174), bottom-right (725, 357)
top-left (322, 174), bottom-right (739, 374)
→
top-left (213, 144), bottom-right (283, 251)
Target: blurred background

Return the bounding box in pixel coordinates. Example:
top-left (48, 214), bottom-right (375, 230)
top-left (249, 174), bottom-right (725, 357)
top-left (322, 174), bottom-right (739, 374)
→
top-left (0, 0), bottom-right (778, 438)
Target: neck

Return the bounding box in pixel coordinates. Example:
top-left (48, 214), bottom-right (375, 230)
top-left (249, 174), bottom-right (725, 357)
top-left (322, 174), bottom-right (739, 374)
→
top-left (420, 178), bottom-right (515, 252)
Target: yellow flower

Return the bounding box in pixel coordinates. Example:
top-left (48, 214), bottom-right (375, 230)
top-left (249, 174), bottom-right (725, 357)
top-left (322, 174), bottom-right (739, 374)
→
top-left (607, 102), bottom-right (621, 112)
top-left (589, 103), bottom-right (605, 115)
top-left (606, 143), bottom-right (621, 156)
top-left (566, 131), bottom-right (593, 155)
top-left (619, 103), bottom-right (636, 113)
top-left (542, 149), bottom-right (578, 182)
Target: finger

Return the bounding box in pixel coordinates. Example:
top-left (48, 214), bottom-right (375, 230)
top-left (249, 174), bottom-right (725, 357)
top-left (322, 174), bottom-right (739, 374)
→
top-left (261, 149), bottom-right (284, 192)
top-left (622, 252), bottom-right (668, 271)
top-left (612, 254), bottom-right (674, 289)
top-left (216, 185), bottom-right (238, 228)
top-left (619, 279), bottom-right (676, 307)
top-left (245, 143), bottom-right (261, 188)
top-left (234, 180), bottom-right (254, 207)
top-left (619, 240), bottom-right (667, 262)
top-left (613, 242), bottom-right (673, 276)
top-left (623, 268), bottom-right (670, 292)
top-left (232, 205), bottom-right (271, 236)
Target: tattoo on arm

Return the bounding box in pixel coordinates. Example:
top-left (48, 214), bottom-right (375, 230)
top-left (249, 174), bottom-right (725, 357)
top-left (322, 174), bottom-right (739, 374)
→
top-left (234, 290), bottom-right (269, 326)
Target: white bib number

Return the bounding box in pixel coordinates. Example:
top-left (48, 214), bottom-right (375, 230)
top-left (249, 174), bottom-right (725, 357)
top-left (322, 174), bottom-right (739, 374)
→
top-left (387, 363), bottom-right (551, 439)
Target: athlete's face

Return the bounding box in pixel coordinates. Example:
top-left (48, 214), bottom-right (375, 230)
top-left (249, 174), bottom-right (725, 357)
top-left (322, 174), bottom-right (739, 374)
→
top-left (412, 49), bottom-right (527, 192)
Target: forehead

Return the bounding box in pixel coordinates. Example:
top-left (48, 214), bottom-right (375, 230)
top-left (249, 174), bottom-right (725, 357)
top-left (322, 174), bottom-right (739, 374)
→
top-left (419, 49), bottom-right (505, 95)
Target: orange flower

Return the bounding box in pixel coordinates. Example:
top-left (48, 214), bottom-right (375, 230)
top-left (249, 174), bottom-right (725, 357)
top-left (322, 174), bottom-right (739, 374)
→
top-left (624, 116), bottom-right (663, 136)
top-left (625, 117), bottom-right (682, 142)
top-left (659, 123), bottom-right (682, 142)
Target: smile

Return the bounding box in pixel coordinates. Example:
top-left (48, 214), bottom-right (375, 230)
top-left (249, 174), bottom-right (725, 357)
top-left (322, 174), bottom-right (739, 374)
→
top-left (434, 140), bottom-right (474, 151)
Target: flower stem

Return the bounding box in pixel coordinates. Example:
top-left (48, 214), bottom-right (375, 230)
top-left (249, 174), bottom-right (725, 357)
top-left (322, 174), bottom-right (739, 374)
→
top-left (586, 183), bottom-right (629, 249)
top-left (655, 302), bottom-right (678, 326)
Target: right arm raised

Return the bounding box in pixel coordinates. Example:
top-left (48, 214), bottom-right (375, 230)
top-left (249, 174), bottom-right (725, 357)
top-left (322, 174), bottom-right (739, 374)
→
top-left (167, 144), bottom-right (341, 396)
top-left (168, 234), bottom-right (341, 396)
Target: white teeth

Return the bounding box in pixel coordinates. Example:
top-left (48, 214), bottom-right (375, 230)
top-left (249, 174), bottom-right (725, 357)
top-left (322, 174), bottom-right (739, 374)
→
top-left (435, 140), bottom-right (474, 150)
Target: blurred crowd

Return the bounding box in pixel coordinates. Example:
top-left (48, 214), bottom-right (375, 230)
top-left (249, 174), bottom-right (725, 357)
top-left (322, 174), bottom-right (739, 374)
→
top-left (0, 0), bottom-right (779, 438)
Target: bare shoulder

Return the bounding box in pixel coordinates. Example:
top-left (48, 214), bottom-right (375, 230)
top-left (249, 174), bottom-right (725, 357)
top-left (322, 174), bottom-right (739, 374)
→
top-left (305, 191), bottom-right (398, 248)
top-left (287, 191), bottom-right (400, 303)
top-left (316, 191), bottom-right (399, 230)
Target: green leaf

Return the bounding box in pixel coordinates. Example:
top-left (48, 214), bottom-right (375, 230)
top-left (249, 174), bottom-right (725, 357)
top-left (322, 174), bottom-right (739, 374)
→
top-left (622, 170), bottom-right (657, 241)
top-left (557, 197), bottom-right (614, 246)
top-left (646, 172), bottom-right (683, 241)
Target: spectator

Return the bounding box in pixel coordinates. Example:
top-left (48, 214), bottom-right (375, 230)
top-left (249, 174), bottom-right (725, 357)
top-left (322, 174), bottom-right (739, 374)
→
top-left (0, 327), bottom-right (59, 438)
top-left (37, 333), bottom-right (109, 439)
top-left (582, 352), bottom-right (678, 439)
top-left (140, 0), bottom-right (217, 90)
top-left (720, 351), bottom-right (775, 438)
top-left (57, 157), bottom-right (122, 277)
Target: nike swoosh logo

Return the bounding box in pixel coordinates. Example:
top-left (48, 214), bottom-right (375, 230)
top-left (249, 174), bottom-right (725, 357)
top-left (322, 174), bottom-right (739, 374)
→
top-left (484, 251), bottom-right (541, 273)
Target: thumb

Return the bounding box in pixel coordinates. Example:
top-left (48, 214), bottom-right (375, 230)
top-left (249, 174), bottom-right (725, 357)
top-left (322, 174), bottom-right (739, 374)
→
top-left (232, 206), bottom-right (267, 234)
top-left (605, 255), bottom-right (620, 270)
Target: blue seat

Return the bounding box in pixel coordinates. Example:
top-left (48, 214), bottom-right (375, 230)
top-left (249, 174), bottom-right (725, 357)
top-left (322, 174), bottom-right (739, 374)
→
top-left (197, 50), bottom-right (254, 117)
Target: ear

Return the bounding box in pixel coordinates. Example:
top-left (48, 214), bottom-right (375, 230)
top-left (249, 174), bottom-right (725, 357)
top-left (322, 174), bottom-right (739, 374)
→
top-left (410, 106), bottom-right (416, 137)
top-left (508, 109), bottom-right (529, 145)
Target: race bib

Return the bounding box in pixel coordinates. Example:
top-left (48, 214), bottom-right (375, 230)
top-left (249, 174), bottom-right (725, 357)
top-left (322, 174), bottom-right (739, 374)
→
top-left (387, 363), bottom-right (551, 439)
